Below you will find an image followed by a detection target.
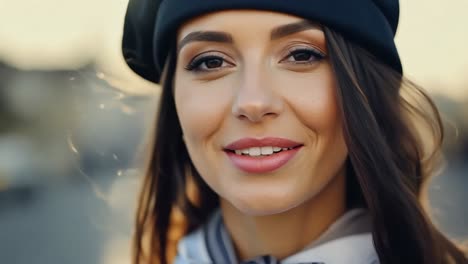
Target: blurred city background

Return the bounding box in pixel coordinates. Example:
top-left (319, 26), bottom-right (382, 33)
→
top-left (0, 0), bottom-right (467, 263)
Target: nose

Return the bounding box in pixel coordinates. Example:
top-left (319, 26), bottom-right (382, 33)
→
top-left (231, 67), bottom-right (284, 123)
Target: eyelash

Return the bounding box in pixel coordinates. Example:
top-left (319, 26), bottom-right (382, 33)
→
top-left (184, 47), bottom-right (326, 73)
top-left (184, 53), bottom-right (233, 72)
top-left (281, 47), bottom-right (326, 65)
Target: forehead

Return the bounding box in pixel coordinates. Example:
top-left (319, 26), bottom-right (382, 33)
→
top-left (177, 10), bottom-right (306, 41)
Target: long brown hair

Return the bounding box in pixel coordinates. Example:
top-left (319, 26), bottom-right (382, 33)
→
top-left (132, 27), bottom-right (467, 264)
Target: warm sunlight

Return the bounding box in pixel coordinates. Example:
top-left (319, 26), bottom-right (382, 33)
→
top-left (0, 0), bottom-right (467, 97)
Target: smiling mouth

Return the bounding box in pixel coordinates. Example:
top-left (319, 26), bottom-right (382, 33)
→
top-left (224, 146), bottom-right (301, 157)
top-left (223, 137), bottom-right (303, 173)
top-left (224, 145), bottom-right (303, 174)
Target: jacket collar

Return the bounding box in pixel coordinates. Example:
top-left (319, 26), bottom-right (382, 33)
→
top-left (175, 208), bottom-right (379, 264)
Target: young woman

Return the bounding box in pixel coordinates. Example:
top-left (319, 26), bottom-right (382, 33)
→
top-left (122, 0), bottom-right (467, 263)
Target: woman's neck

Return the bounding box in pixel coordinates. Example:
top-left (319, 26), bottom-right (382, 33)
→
top-left (220, 172), bottom-right (347, 261)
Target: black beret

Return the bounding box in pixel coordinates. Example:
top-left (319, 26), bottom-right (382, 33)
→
top-left (122, 0), bottom-right (402, 83)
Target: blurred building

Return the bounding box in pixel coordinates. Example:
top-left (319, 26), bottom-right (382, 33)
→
top-left (0, 62), bottom-right (156, 264)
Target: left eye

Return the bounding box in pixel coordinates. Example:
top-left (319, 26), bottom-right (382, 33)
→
top-left (281, 48), bottom-right (326, 64)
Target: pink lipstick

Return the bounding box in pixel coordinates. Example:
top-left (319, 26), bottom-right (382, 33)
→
top-left (224, 137), bottom-right (303, 174)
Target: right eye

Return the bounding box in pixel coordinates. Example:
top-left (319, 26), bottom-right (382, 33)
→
top-left (185, 53), bottom-right (235, 72)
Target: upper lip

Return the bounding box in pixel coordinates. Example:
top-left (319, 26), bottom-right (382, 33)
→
top-left (224, 137), bottom-right (303, 151)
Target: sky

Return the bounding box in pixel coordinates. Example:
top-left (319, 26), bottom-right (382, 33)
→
top-left (0, 0), bottom-right (467, 98)
top-left (396, 0), bottom-right (468, 98)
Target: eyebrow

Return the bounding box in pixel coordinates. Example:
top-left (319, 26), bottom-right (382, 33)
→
top-left (177, 31), bottom-right (233, 53)
top-left (270, 20), bottom-right (320, 40)
top-left (177, 20), bottom-right (319, 52)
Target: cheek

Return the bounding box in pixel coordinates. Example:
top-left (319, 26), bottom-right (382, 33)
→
top-left (281, 66), bottom-right (341, 133)
top-left (281, 65), bottom-right (347, 179)
top-left (174, 76), bottom-right (235, 196)
top-left (174, 77), bottom-right (231, 144)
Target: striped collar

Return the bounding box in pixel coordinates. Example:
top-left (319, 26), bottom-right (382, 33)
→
top-left (175, 208), bottom-right (379, 264)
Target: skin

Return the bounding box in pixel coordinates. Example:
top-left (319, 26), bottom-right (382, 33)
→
top-left (174, 10), bottom-right (348, 260)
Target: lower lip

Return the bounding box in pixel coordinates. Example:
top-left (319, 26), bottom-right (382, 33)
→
top-left (225, 147), bottom-right (302, 174)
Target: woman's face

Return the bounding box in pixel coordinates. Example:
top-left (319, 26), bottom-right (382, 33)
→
top-left (174, 10), bottom-right (348, 215)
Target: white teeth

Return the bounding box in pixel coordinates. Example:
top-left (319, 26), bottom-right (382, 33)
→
top-left (261, 146), bottom-right (273, 155)
top-left (249, 147), bottom-right (261, 156)
top-left (233, 146), bottom-right (291, 156)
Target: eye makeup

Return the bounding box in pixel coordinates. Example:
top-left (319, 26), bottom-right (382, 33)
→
top-left (184, 51), bottom-right (235, 72)
top-left (279, 46), bottom-right (327, 65)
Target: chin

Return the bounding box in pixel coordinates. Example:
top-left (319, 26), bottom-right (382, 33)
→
top-left (227, 191), bottom-right (304, 216)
